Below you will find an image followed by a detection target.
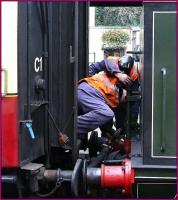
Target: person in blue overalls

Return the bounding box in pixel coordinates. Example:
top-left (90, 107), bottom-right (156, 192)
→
top-left (77, 56), bottom-right (132, 141)
top-left (88, 55), bottom-right (140, 136)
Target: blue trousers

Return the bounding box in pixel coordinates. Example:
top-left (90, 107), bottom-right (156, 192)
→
top-left (77, 82), bottom-right (114, 138)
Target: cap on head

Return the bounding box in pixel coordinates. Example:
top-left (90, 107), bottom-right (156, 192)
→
top-left (104, 56), bottom-right (120, 72)
top-left (107, 56), bottom-right (120, 64)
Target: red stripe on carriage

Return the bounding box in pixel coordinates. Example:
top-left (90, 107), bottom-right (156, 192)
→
top-left (2, 96), bottom-right (19, 167)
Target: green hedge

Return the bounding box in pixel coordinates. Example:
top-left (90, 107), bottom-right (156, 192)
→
top-left (95, 7), bottom-right (143, 27)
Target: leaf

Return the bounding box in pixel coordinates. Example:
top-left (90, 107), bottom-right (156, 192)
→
top-left (102, 30), bottom-right (130, 48)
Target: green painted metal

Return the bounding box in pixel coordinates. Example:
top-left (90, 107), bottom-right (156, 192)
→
top-left (135, 183), bottom-right (176, 198)
top-left (152, 12), bottom-right (176, 157)
top-left (135, 167), bottom-right (176, 178)
top-left (133, 168), bottom-right (176, 198)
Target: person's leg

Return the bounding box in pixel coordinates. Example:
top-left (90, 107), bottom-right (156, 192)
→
top-left (77, 82), bottom-right (114, 138)
top-left (100, 119), bottom-right (115, 138)
top-left (78, 108), bottom-right (114, 136)
top-left (114, 103), bottom-right (126, 130)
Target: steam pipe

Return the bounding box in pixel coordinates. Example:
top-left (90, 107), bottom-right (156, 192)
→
top-left (44, 169), bottom-right (72, 182)
top-left (40, 159), bottom-right (134, 196)
top-left (86, 168), bottom-right (101, 186)
top-left (88, 145), bottom-right (110, 168)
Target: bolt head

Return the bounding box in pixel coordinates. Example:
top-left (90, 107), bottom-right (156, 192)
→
top-left (122, 189), bottom-right (125, 194)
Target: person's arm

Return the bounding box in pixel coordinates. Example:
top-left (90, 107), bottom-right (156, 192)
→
top-left (89, 58), bottom-right (133, 86)
top-left (89, 60), bottom-right (106, 76)
top-left (104, 57), bottom-right (133, 86)
top-left (89, 58), bottom-right (122, 76)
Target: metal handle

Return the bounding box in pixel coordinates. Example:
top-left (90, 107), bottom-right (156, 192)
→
top-left (25, 122), bottom-right (35, 139)
top-left (160, 67), bottom-right (166, 152)
top-left (69, 45), bottom-right (75, 63)
top-left (1, 68), bottom-right (8, 96)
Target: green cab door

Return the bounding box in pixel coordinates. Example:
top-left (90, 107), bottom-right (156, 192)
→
top-left (143, 2), bottom-right (176, 165)
top-left (152, 11), bottom-right (176, 158)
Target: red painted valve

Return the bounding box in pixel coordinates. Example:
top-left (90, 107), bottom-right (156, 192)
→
top-left (112, 137), bottom-right (131, 155)
top-left (101, 159), bottom-right (134, 195)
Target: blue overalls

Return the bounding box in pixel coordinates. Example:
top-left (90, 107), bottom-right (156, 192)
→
top-left (88, 59), bottom-right (140, 132)
top-left (77, 59), bottom-right (120, 138)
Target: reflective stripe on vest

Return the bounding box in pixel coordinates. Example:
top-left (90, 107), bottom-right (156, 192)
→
top-left (97, 73), bottom-right (116, 91)
top-left (129, 65), bottom-right (139, 81)
top-left (81, 72), bottom-right (119, 108)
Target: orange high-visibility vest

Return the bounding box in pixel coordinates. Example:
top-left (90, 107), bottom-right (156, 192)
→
top-left (80, 72), bottom-right (120, 108)
top-left (129, 65), bottom-right (139, 81)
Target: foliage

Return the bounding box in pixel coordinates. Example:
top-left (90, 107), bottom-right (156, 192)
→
top-left (95, 7), bottom-right (143, 27)
top-left (102, 30), bottom-right (130, 48)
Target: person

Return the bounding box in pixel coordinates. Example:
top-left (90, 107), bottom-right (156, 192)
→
top-left (88, 55), bottom-right (140, 135)
top-left (89, 56), bottom-right (133, 85)
top-left (77, 56), bottom-right (132, 140)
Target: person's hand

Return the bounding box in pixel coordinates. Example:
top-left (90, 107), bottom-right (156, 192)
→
top-left (58, 132), bottom-right (69, 145)
top-left (115, 73), bottom-right (133, 86)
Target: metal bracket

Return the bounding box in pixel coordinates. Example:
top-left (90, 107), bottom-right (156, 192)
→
top-left (24, 101), bottom-right (48, 114)
top-left (127, 95), bottom-right (142, 102)
top-left (21, 162), bottom-right (44, 172)
top-left (70, 45), bottom-right (75, 63)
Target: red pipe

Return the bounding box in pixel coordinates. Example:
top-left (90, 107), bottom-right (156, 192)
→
top-left (101, 159), bottom-right (134, 195)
